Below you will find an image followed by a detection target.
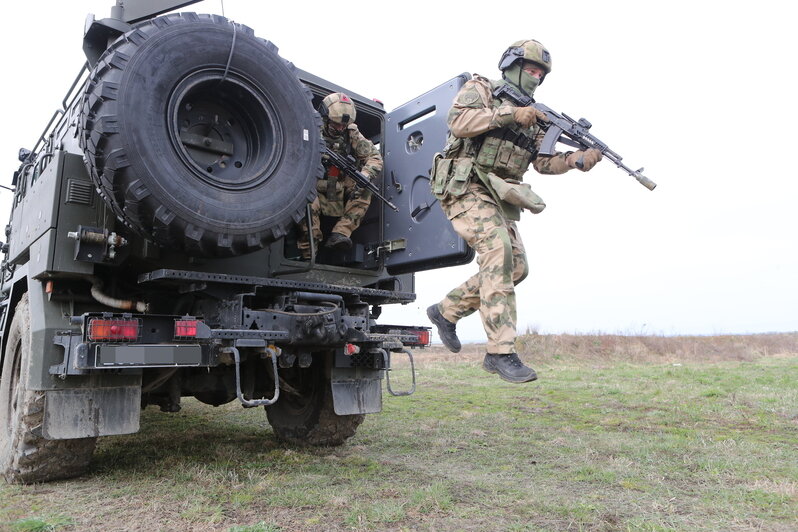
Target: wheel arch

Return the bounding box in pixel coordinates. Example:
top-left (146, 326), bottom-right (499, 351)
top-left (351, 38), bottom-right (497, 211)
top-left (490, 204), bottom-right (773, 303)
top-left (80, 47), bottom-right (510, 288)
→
top-left (0, 275), bottom-right (28, 382)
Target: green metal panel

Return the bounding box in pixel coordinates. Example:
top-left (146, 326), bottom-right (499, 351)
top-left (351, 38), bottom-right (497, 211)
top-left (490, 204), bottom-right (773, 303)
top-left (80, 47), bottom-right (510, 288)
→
top-left (8, 152), bottom-right (63, 265)
top-left (50, 153), bottom-right (110, 275)
top-left (27, 229), bottom-right (57, 280)
top-left (25, 280), bottom-right (141, 392)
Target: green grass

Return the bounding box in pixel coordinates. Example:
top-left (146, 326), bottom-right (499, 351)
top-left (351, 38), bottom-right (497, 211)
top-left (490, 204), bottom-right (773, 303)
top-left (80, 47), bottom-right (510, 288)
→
top-left (1, 353), bottom-right (796, 531)
top-left (4, 516), bottom-right (74, 532)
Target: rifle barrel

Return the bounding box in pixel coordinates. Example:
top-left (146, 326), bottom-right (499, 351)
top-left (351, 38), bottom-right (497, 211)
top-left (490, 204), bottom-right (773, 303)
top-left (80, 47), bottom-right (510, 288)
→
top-left (494, 86), bottom-right (656, 192)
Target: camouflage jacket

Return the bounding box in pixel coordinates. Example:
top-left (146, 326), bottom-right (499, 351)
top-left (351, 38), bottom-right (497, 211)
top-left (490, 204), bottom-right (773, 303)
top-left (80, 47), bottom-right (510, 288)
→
top-left (430, 74), bottom-right (574, 220)
top-left (322, 124), bottom-right (383, 180)
top-left (446, 74), bottom-right (572, 177)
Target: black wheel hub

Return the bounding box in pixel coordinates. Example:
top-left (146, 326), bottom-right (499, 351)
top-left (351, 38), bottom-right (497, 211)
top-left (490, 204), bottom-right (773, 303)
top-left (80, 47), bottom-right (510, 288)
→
top-left (169, 69), bottom-right (283, 190)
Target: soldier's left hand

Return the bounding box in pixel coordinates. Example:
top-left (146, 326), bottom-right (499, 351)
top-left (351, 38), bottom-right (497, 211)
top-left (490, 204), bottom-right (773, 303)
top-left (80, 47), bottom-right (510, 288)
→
top-left (567, 148), bottom-right (603, 172)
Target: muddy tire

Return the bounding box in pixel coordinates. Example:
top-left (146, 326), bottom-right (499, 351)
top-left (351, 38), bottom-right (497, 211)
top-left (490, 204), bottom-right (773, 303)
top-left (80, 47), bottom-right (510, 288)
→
top-left (0, 294), bottom-right (97, 483)
top-left (80, 13), bottom-right (323, 256)
top-left (266, 362), bottom-right (364, 446)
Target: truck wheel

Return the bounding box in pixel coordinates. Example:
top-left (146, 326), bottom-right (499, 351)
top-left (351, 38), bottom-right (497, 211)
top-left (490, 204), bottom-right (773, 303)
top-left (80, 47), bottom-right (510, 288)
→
top-left (266, 363), bottom-right (364, 446)
top-left (80, 13), bottom-right (323, 256)
top-left (0, 294), bottom-right (97, 483)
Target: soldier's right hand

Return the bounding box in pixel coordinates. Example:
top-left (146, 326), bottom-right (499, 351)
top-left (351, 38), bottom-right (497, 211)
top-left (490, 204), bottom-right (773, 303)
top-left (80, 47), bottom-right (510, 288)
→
top-left (513, 106), bottom-right (548, 128)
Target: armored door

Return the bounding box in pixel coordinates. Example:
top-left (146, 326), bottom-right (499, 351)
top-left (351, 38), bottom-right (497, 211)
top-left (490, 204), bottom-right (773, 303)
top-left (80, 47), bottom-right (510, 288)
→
top-left (381, 74), bottom-right (474, 275)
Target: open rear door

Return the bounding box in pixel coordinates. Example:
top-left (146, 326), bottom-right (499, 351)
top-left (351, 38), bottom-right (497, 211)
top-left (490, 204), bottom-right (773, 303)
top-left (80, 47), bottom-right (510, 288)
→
top-left (380, 73), bottom-right (474, 275)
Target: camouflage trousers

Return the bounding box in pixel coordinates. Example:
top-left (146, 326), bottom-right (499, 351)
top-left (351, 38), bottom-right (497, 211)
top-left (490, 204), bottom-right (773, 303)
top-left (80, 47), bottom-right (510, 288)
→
top-left (297, 177), bottom-right (372, 257)
top-left (437, 184), bottom-right (528, 354)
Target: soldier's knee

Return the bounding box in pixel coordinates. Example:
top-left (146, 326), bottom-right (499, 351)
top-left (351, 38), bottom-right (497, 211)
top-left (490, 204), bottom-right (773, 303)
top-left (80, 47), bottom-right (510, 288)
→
top-left (498, 228), bottom-right (513, 273)
top-left (479, 228), bottom-right (514, 280)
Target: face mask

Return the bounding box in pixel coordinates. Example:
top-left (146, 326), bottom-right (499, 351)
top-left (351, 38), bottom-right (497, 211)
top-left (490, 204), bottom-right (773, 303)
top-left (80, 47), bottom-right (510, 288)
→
top-left (504, 64), bottom-right (540, 98)
top-left (519, 71), bottom-right (540, 96)
top-left (324, 120), bottom-right (344, 138)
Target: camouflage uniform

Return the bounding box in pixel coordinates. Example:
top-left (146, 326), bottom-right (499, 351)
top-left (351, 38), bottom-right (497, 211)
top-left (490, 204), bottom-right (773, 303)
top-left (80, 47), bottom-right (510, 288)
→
top-left (430, 74), bottom-right (578, 354)
top-left (298, 123), bottom-right (382, 257)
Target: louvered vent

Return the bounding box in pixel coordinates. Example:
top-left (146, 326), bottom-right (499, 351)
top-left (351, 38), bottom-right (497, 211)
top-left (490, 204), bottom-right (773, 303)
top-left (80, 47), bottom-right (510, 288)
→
top-left (66, 179), bottom-right (95, 206)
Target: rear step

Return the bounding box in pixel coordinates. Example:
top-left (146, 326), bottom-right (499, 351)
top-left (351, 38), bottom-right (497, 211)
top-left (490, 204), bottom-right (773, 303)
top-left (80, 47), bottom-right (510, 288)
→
top-left (384, 348), bottom-right (416, 397)
top-left (223, 345), bottom-right (281, 407)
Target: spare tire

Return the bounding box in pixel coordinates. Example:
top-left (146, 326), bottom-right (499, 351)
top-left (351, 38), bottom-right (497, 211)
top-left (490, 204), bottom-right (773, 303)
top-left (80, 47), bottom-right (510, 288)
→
top-left (80, 13), bottom-right (323, 256)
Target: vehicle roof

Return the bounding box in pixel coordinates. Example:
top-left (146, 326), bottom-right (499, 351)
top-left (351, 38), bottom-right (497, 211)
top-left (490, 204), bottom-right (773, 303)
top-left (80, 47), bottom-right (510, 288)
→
top-left (298, 69), bottom-right (385, 115)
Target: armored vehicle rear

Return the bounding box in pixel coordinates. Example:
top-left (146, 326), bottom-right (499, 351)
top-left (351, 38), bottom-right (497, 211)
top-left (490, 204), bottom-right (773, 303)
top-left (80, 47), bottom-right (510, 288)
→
top-left (0, 0), bottom-right (472, 482)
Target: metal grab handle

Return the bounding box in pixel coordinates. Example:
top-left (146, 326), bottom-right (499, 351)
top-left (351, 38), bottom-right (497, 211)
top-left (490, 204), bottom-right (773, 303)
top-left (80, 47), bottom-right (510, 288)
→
top-left (223, 346), bottom-right (280, 407)
top-left (382, 348), bottom-right (416, 397)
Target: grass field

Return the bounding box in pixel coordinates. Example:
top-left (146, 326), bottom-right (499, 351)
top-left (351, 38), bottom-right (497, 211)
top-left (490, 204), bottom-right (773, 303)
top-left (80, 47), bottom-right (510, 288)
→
top-left (1, 334), bottom-right (797, 531)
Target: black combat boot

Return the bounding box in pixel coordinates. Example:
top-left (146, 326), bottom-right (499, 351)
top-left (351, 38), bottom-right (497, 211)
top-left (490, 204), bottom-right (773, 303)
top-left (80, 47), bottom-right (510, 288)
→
top-left (426, 304), bottom-right (461, 353)
top-left (325, 232), bottom-right (352, 250)
top-left (483, 353), bottom-right (537, 383)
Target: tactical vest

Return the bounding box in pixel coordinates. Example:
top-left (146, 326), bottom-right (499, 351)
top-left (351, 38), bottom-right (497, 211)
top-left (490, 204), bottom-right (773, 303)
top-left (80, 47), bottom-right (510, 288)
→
top-left (319, 129), bottom-right (353, 214)
top-left (440, 81), bottom-right (536, 179)
top-left (431, 79), bottom-right (539, 217)
top-left (323, 129), bottom-right (353, 163)
top-left (470, 80), bottom-right (538, 180)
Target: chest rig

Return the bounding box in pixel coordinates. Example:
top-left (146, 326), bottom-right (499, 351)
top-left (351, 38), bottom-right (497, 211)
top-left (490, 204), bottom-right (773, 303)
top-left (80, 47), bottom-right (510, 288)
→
top-left (473, 82), bottom-right (538, 179)
top-left (322, 130), bottom-right (352, 201)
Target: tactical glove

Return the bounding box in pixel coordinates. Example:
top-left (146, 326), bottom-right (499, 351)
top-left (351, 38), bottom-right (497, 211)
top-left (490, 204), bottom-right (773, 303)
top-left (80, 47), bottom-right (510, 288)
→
top-left (566, 148), bottom-right (603, 172)
top-left (513, 106), bottom-right (548, 128)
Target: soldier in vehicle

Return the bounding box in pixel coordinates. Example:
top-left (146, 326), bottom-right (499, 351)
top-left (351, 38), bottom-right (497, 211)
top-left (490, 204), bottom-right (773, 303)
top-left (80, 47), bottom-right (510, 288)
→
top-left (426, 40), bottom-right (603, 383)
top-left (297, 92), bottom-right (383, 258)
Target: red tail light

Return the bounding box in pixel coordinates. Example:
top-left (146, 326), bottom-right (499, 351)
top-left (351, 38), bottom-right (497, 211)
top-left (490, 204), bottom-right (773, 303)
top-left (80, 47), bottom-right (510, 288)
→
top-left (175, 319), bottom-right (201, 338)
top-left (414, 329), bottom-right (431, 346)
top-left (88, 318), bottom-right (140, 341)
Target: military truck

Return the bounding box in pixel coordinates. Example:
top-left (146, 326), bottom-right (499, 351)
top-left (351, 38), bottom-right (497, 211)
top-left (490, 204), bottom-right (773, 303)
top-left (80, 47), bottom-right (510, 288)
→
top-left (0, 0), bottom-right (473, 483)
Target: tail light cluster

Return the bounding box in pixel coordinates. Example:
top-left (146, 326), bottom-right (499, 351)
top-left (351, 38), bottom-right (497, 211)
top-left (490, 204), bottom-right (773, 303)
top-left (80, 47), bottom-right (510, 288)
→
top-left (370, 324), bottom-right (432, 347)
top-left (86, 317), bottom-right (204, 342)
top-left (405, 328), bottom-right (431, 347)
top-left (87, 318), bottom-right (141, 342)
top-left (174, 319), bottom-right (201, 338)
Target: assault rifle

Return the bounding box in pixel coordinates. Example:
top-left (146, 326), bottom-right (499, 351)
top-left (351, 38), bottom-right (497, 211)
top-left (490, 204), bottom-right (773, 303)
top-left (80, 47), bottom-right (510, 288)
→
top-left (492, 84), bottom-right (656, 191)
top-left (323, 147), bottom-right (399, 211)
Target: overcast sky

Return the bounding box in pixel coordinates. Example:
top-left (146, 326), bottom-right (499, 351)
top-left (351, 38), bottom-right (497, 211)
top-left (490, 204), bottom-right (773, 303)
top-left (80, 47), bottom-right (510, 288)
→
top-left (1, 0), bottom-right (795, 341)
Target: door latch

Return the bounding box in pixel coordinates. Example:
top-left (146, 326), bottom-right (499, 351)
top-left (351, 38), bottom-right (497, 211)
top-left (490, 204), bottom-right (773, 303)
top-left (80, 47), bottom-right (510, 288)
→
top-left (376, 238), bottom-right (407, 257)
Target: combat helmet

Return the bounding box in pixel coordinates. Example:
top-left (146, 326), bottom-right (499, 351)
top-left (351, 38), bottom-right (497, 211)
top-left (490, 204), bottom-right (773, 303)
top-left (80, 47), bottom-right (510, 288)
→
top-left (498, 39), bottom-right (552, 82)
top-left (319, 92), bottom-right (356, 125)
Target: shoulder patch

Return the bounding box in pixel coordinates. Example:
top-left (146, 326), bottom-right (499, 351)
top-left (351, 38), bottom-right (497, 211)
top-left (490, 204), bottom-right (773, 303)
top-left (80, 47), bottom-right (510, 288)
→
top-left (459, 90), bottom-right (482, 106)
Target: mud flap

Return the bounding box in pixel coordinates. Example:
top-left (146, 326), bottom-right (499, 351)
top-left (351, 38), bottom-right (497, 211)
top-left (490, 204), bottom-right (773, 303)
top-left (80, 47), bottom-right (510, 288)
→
top-left (42, 386), bottom-right (141, 439)
top-left (330, 367), bottom-right (383, 415)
